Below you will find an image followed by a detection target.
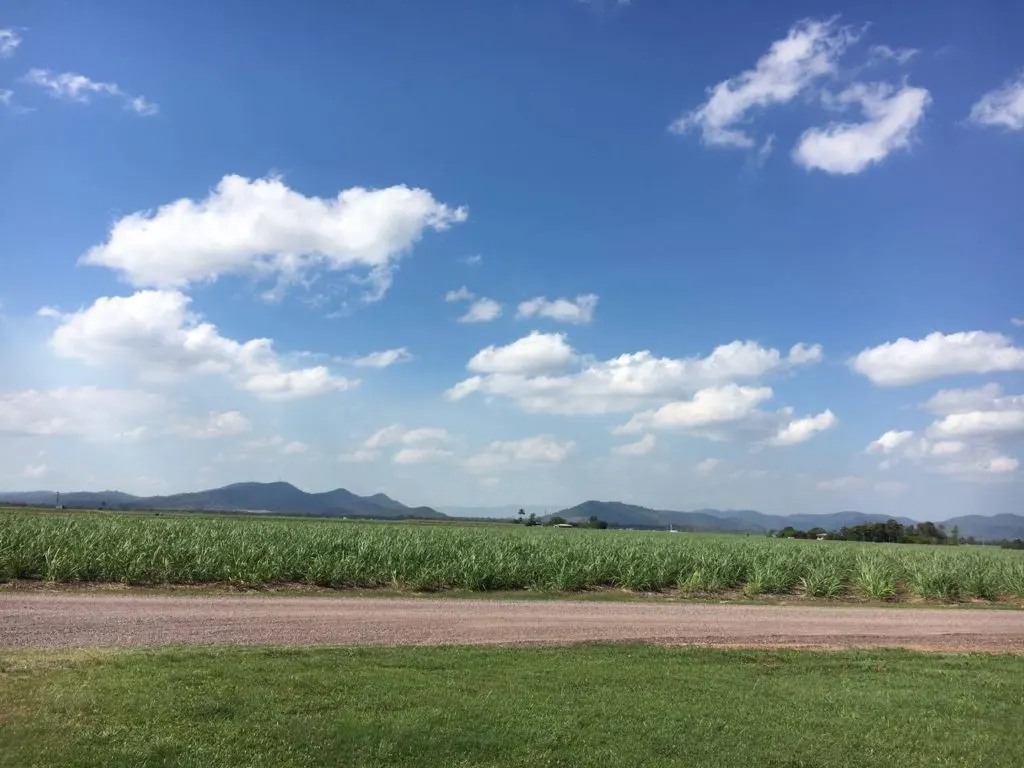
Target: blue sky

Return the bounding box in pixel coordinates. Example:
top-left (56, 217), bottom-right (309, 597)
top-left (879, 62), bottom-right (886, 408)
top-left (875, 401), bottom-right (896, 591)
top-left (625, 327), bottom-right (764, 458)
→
top-left (1, 0), bottom-right (1022, 518)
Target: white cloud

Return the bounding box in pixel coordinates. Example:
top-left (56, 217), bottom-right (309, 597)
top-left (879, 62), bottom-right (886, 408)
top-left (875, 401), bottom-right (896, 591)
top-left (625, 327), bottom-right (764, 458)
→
top-left (923, 383), bottom-right (1007, 415)
top-left (393, 446), bottom-right (453, 465)
top-left (969, 71), bottom-right (1024, 131)
top-left (458, 298), bottom-right (502, 323)
top-left (466, 331), bottom-right (578, 375)
top-left (281, 441), bottom-right (308, 455)
top-left (350, 348), bottom-right (412, 368)
top-left (769, 409), bottom-right (837, 446)
top-left (79, 175), bottom-right (466, 300)
top-left (445, 286), bottom-right (475, 302)
top-left (44, 290), bottom-right (354, 400)
top-left (670, 17), bottom-right (858, 148)
top-left (0, 387), bottom-right (162, 441)
top-left (516, 294), bottom-right (598, 325)
top-left (865, 429), bottom-right (914, 454)
top-left (928, 410), bottom-right (1024, 440)
top-left (0, 28), bottom-right (22, 58)
top-left (793, 82), bottom-right (930, 174)
top-left (462, 254), bottom-right (483, 266)
top-left (867, 45), bottom-right (918, 65)
top-left (935, 455), bottom-right (1019, 477)
top-left (170, 410), bottom-right (252, 439)
top-left (355, 424), bottom-right (452, 464)
top-left (851, 331), bottom-right (1024, 386)
top-left (612, 433), bottom-right (656, 456)
top-left (1012, 317), bottom-right (1024, 327)
top-left (465, 435), bottom-right (575, 471)
top-left (787, 342), bottom-right (824, 365)
top-left (22, 68), bottom-right (159, 116)
top-left (695, 458), bottom-right (721, 476)
top-left (930, 441), bottom-right (966, 456)
top-left (617, 384), bottom-right (773, 434)
top-left (338, 448), bottom-right (378, 463)
top-left (23, 464), bottom-right (49, 479)
top-left (450, 335), bottom-right (820, 415)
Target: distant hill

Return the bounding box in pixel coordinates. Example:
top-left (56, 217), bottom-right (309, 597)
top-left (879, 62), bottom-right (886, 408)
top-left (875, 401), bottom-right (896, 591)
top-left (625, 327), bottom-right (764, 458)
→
top-left (0, 482), bottom-right (446, 520)
top-left (554, 501), bottom-right (1024, 540)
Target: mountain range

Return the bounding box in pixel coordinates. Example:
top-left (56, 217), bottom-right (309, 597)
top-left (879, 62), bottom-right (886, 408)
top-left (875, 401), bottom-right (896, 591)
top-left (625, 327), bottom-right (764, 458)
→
top-left (2, 484), bottom-right (1022, 541)
top-left (0, 482), bottom-right (445, 520)
top-left (554, 501), bottom-right (1024, 541)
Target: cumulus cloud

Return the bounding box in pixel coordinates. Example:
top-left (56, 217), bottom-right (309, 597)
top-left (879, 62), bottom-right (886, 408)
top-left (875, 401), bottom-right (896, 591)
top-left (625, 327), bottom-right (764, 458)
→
top-left (0, 28), bottom-right (22, 58)
top-left (170, 410), bottom-right (252, 439)
top-left (869, 383), bottom-right (1022, 480)
top-left (23, 464), bottom-right (48, 479)
top-left (793, 82), bottom-right (930, 174)
top-left (465, 331), bottom-right (579, 376)
top-left (865, 429), bottom-right (914, 454)
top-left (79, 175), bottom-right (466, 300)
top-left (769, 409), bottom-right (837, 446)
top-left (516, 294), bottom-right (598, 325)
top-left (348, 424), bottom-right (452, 464)
top-left (43, 290), bottom-right (354, 400)
top-left (464, 435), bottom-right (575, 471)
top-left (445, 286), bottom-right (475, 302)
top-left (0, 387), bottom-right (162, 441)
top-left (928, 410), bottom-right (1024, 440)
top-left (449, 334), bottom-right (821, 416)
top-left (695, 458), bottom-right (721, 476)
top-left (22, 68), bottom-right (159, 115)
top-left (617, 384), bottom-right (774, 434)
top-left (969, 71), bottom-right (1024, 131)
top-left (349, 348), bottom-right (412, 368)
top-left (612, 433), bottom-right (656, 456)
top-left (670, 17), bottom-right (858, 148)
top-left (393, 446), bottom-right (453, 465)
top-left (923, 383), bottom-right (1008, 415)
top-left (458, 298), bottom-right (502, 323)
top-left (851, 331), bottom-right (1024, 386)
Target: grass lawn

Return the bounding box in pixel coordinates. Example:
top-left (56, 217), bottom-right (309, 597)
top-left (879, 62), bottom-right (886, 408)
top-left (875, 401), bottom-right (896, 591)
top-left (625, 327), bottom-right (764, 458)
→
top-left (1, 646), bottom-right (1022, 767)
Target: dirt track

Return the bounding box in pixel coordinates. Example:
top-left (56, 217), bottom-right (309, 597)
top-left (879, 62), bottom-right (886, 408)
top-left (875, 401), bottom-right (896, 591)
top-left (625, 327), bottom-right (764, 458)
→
top-left (2, 593), bottom-right (1023, 652)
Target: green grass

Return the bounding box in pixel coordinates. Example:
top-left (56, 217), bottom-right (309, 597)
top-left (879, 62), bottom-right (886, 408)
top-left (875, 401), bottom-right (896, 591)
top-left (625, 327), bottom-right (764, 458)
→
top-left (3, 510), bottom-right (1024, 602)
top-left (1, 645), bottom-right (1022, 767)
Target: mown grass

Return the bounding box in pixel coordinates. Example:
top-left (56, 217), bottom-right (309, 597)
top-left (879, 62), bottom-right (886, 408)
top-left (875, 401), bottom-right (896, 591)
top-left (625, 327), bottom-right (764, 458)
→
top-left (2, 511), bottom-right (1024, 602)
top-left (1, 645), bottom-right (1022, 767)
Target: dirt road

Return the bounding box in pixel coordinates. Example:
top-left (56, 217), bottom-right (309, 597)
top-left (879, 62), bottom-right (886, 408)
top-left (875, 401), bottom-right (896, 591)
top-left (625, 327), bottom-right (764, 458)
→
top-left (3, 593), bottom-right (1023, 652)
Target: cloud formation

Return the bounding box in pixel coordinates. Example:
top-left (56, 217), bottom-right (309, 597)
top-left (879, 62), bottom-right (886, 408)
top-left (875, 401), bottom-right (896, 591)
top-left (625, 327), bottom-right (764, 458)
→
top-left (969, 71), bottom-right (1024, 131)
top-left (793, 82), bottom-right (930, 174)
top-left (851, 331), bottom-right (1024, 386)
top-left (670, 18), bottom-right (858, 148)
top-left (22, 68), bottom-right (158, 115)
top-left (517, 294), bottom-right (598, 325)
top-left (43, 290), bottom-right (354, 400)
top-left (80, 175), bottom-right (466, 301)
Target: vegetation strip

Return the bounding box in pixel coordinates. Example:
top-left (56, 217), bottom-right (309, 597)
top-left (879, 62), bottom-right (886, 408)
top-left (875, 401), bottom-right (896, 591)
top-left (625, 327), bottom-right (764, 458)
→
top-left (4, 512), bottom-right (1024, 602)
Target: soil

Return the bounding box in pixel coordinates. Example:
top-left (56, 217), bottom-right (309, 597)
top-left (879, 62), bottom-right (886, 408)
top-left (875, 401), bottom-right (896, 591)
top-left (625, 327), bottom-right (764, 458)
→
top-left (3, 593), bottom-right (1023, 652)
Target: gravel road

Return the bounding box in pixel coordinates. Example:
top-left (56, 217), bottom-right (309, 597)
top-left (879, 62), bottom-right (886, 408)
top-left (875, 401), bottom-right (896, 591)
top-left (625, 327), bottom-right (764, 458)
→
top-left (3, 593), bottom-right (1023, 652)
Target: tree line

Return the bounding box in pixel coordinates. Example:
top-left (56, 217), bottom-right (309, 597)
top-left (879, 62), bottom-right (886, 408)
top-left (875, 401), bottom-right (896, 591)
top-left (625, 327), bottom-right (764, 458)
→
top-left (775, 519), bottom-right (960, 545)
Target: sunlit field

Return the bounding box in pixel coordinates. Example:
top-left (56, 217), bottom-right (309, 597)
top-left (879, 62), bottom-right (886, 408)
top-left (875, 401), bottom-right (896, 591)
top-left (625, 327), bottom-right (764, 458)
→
top-left (3, 510), bottom-right (1023, 601)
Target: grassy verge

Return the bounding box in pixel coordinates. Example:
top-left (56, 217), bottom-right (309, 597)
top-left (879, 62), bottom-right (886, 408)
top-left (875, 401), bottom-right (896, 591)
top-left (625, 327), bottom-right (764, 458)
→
top-left (1, 645), bottom-right (1022, 767)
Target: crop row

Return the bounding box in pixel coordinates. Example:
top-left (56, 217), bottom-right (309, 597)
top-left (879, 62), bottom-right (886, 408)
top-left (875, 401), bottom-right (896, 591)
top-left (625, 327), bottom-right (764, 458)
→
top-left (3, 513), bottom-right (1024, 600)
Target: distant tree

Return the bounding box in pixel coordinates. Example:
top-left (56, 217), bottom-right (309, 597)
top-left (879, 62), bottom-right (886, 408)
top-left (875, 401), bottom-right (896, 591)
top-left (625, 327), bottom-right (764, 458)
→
top-left (518, 508), bottom-right (525, 520)
top-left (548, 515), bottom-right (567, 526)
top-left (951, 525), bottom-right (960, 545)
top-left (587, 515), bottom-right (608, 530)
top-left (525, 512), bottom-right (539, 527)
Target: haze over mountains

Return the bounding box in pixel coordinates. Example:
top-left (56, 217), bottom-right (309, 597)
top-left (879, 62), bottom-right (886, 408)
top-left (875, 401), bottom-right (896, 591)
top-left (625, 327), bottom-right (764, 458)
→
top-left (2, 484), bottom-right (1022, 541)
